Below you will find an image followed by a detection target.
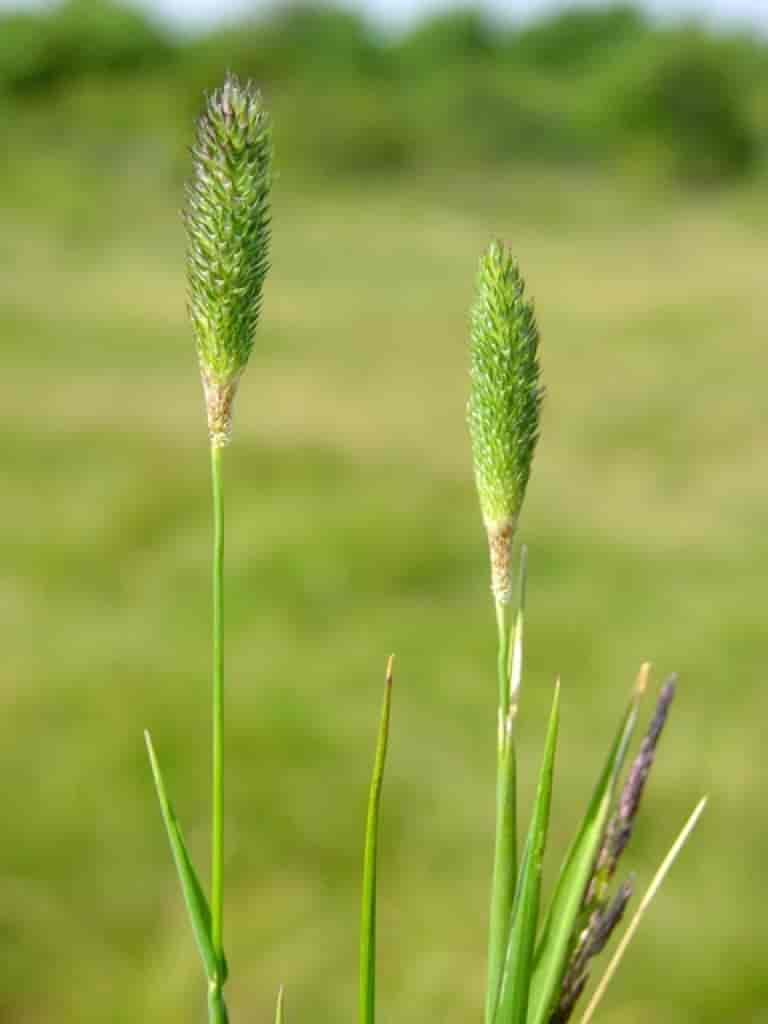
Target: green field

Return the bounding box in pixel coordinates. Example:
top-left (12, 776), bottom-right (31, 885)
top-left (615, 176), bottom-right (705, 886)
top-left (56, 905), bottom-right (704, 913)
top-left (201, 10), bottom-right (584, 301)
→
top-left (2, 105), bottom-right (767, 1021)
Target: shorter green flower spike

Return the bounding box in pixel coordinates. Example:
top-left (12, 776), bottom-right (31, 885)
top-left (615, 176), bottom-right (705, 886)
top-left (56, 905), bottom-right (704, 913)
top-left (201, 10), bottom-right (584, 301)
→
top-left (185, 74), bottom-right (272, 446)
top-left (468, 240), bottom-right (542, 604)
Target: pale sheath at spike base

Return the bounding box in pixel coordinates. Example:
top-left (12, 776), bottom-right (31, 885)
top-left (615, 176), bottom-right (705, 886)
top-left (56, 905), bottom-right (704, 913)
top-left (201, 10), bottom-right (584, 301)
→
top-left (468, 241), bottom-right (542, 604)
top-left (185, 73), bottom-right (272, 446)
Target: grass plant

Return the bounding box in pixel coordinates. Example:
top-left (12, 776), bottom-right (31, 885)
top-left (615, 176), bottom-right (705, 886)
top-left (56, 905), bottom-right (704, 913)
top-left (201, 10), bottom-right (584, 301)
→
top-left (461, 243), bottom-right (704, 1024)
top-left (139, 79), bottom-right (705, 1023)
top-left (145, 75), bottom-right (272, 1024)
top-left (8, 156), bottom-right (759, 1022)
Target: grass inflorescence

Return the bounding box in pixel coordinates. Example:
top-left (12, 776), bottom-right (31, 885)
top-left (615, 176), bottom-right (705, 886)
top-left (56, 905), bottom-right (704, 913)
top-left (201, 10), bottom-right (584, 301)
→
top-left (468, 241), bottom-right (542, 533)
top-left (186, 73), bottom-right (272, 447)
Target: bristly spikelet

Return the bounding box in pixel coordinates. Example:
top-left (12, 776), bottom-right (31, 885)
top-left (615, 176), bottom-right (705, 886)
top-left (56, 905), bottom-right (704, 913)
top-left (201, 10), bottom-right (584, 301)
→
top-left (468, 240), bottom-right (542, 603)
top-left (185, 73), bottom-right (272, 446)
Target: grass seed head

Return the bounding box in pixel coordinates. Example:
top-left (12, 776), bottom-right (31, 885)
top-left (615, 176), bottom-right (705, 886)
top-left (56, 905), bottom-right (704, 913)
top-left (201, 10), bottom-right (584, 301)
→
top-left (468, 240), bottom-right (542, 602)
top-left (185, 73), bottom-right (272, 446)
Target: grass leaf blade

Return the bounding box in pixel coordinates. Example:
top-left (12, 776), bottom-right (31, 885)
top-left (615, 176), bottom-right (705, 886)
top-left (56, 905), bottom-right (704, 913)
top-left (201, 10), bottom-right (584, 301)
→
top-left (275, 985), bottom-right (285, 1024)
top-left (145, 730), bottom-right (219, 984)
top-left (359, 657), bottom-right (394, 1024)
top-left (526, 678), bottom-right (644, 1024)
top-left (495, 682), bottom-right (560, 1024)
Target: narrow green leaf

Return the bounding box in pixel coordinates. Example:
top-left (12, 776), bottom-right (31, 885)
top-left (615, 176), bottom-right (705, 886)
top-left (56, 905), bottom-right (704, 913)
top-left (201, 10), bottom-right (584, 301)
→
top-left (526, 680), bottom-right (643, 1024)
top-left (508, 544), bottom-right (528, 720)
top-left (145, 730), bottom-right (219, 983)
top-left (275, 985), bottom-right (285, 1024)
top-left (359, 658), bottom-right (394, 1024)
top-left (495, 683), bottom-right (560, 1024)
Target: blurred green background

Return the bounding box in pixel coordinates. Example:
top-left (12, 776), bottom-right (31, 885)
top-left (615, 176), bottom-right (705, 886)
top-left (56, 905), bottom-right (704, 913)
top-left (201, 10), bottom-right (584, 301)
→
top-left (2, 1), bottom-right (766, 1021)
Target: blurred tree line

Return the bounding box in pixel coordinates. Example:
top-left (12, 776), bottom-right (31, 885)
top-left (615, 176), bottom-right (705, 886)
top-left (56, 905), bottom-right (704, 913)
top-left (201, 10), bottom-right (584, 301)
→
top-left (1, 0), bottom-right (766, 186)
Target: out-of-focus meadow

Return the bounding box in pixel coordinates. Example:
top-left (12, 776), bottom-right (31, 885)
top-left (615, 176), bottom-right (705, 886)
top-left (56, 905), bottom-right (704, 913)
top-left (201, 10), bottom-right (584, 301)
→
top-left (2, 1), bottom-right (767, 1021)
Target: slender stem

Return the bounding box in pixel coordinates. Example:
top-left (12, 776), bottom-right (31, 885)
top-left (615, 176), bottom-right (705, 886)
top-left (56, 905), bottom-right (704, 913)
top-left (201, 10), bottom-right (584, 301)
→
top-left (359, 659), bottom-right (394, 1024)
top-left (210, 443), bottom-right (225, 965)
top-left (495, 600), bottom-right (511, 717)
top-left (485, 600), bottom-right (517, 1024)
top-left (209, 985), bottom-right (229, 1024)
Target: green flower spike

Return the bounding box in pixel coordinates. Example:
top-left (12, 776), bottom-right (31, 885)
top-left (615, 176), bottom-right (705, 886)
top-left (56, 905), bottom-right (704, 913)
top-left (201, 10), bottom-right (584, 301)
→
top-left (185, 73), bottom-right (272, 446)
top-left (468, 240), bottom-right (542, 605)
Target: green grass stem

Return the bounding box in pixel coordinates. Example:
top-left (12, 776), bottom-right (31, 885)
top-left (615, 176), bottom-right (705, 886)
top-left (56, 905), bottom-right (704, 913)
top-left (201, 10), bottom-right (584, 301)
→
top-left (359, 658), bottom-right (394, 1024)
top-left (210, 443), bottom-right (227, 1014)
top-left (485, 550), bottom-right (526, 1024)
top-left (495, 599), bottom-right (513, 717)
top-left (486, 599), bottom-right (516, 1024)
top-left (208, 985), bottom-right (229, 1024)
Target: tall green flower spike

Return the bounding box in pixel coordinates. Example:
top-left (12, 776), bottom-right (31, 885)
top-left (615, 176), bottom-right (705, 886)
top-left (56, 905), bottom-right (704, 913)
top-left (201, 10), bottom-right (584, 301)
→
top-left (148, 74), bottom-right (272, 1024)
top-left (468, 240), bottom-right (541, 605)
top-left (470, 243), bottom-right (542, 1024)
top-left (186, 73), bottom-right (272, 446)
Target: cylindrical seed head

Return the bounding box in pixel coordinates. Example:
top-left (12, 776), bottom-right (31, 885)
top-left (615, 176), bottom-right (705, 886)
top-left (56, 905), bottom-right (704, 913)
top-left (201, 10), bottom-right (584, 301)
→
top-left (185, 74), bottom-right (272, 446)
top-left (468, 241), bottom-right (542, 603)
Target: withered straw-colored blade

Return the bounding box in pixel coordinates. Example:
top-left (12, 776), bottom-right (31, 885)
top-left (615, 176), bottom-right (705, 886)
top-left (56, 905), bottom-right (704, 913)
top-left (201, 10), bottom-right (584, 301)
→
top-left (580, 796), bottom-right (708, 1024)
